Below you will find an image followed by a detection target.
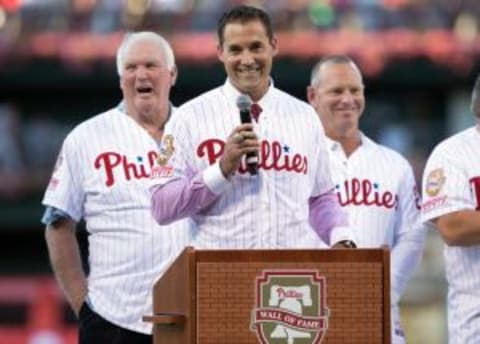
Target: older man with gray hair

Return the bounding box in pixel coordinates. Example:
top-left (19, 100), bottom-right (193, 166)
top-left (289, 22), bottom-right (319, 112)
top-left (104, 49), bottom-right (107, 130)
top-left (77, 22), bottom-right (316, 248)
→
top-left (41, 31), bottom-right (190, 344)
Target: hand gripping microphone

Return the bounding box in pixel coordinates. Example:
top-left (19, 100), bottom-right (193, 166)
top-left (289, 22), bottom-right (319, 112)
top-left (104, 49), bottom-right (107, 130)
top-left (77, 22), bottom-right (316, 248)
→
top-left (236, 94), bottom-right (258, 175)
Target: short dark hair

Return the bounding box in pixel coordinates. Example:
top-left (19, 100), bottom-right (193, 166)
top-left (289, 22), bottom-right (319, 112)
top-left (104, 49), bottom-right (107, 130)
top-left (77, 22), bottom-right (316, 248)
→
top-left (472, 73), bottom-right (480, 117)
top-left (217, 5), bottom-right (274, 46)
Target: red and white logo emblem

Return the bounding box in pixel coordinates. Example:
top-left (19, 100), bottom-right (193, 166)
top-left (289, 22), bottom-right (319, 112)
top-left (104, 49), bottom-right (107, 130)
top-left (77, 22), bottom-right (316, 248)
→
top-left (250, 270), bottom-right (329, 344)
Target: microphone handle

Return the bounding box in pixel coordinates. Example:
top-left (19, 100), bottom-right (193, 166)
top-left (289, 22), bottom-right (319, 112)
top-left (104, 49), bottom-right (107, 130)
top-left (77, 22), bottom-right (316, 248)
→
top-left (239, 108), bottom-right (258, 175)
top-left (240, 109), bottom-right (251, 124)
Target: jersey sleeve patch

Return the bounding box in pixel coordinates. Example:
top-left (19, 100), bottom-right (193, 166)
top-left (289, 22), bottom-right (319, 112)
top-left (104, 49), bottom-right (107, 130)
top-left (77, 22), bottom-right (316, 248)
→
top-left (157, 134), bottom-right (175, 166)
top-left (425, 168), bottom-right (446, 197)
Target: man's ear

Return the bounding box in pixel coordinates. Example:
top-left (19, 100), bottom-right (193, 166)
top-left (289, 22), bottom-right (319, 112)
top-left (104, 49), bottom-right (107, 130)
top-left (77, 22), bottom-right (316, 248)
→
top-left (119, 73), bottom-right (126, 93)
top-left (271, 37), bottom-right (278, 56)
top-left (170, 65), bottom-right (178, 86)
top-left (306, 85), bottom-right (316, 105)
top-left (217, 44), bottom-right (225, 63)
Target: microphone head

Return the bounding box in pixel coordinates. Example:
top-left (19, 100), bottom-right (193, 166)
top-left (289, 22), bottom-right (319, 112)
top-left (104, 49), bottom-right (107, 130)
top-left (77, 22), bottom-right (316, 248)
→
top-left (236, 94), bottom-right (252, 111)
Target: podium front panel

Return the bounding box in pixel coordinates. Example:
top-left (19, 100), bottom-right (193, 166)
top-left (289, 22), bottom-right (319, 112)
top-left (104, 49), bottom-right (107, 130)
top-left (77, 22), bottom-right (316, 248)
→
top-left (150, 248), bottom-right (390, 344)
top-left (197, 261), bottom-right (384, 343)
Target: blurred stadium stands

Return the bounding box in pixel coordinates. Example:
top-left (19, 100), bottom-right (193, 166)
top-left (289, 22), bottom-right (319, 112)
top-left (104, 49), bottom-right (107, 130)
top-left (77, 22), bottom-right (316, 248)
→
top-left (0, 277), bottom-right (76, 344)
top-left (1, 0), bottom-right (480, 76)
top-left (2, 0), bottom-right (479, 343)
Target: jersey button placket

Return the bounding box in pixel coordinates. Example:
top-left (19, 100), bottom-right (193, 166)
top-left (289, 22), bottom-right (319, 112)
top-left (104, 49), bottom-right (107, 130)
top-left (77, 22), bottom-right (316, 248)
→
top-left (255, 110), bottom-right (270, 248)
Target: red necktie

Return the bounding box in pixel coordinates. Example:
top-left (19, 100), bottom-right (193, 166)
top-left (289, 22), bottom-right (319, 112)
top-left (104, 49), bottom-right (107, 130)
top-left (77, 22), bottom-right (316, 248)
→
top-left (251, 103), bottom-right (262, 122)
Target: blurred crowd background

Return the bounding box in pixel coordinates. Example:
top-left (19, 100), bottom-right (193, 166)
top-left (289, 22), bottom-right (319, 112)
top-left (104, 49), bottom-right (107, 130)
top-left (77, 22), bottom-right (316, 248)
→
top-left (2, 0), bottom-right (480, 343)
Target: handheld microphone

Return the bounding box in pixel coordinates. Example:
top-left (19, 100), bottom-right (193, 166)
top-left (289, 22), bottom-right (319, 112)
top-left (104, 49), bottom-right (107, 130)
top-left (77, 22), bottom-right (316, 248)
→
top-left (236, 94), bottom-right (258, 175)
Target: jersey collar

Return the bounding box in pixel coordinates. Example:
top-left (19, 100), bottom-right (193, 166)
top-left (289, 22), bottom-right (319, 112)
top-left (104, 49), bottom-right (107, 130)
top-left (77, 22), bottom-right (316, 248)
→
top-left (324, 131), bottom-right (374, 153)
top-left (222, 78), bottom-right (275, 116)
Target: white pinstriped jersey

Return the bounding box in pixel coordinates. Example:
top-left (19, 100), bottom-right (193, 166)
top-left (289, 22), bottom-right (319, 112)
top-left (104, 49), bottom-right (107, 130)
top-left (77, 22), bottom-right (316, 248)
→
top-left (326, 134), bottom-right (424, 343)
top-left (154, 79), bottom-right (340, 249)
top-left (42, 107), bottom-right (191, 334)
top-left (421, 126), bottom-right (480, 343)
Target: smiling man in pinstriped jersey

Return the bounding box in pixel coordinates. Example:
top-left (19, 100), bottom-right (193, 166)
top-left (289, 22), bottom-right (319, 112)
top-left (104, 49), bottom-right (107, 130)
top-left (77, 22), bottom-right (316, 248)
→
top-left (307, 55), bottom-right (426, 343)
top-left (150, 5), bottom-right (356, 250)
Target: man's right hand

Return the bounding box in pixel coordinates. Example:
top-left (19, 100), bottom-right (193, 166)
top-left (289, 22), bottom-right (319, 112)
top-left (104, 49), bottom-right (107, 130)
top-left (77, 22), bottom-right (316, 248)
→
top-left (45, 218), bottom-right (88, 318)
top-left (219, 123), bottom-right (260, 178)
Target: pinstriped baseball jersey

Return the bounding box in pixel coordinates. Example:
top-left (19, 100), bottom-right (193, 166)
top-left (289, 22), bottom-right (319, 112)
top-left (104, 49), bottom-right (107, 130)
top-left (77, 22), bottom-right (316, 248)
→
top-left (421, 126), bottom-right (480, 343)
top-left (326, 134), bottom-right (424, 343)
top-left (152, 79), bottom-right (341, 249)
top-left (42, 107), bottom-right (191, 334)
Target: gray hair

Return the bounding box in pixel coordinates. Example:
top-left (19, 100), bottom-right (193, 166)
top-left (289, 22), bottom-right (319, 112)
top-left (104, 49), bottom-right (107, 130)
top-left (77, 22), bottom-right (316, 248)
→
top-left (116, 31), bottom-right (175, 76)
top-left (310, 55), bottom-right (361, 87)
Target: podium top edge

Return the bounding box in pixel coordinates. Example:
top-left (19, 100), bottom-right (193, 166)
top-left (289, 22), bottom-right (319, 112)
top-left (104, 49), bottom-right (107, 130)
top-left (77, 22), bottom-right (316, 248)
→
top-left (182, 247), bottom-right (388, 263)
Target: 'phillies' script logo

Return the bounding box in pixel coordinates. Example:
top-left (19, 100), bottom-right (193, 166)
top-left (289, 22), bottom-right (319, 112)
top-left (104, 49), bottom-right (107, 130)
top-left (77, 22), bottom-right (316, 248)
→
top-left (251, 270), bottom-right (329, 344)
top-left (94, 151), bottom-right (158, 187)
top-left (197, 139), bottom-right (308, 174)
top-left (336, 178), bottom-right (399, 209)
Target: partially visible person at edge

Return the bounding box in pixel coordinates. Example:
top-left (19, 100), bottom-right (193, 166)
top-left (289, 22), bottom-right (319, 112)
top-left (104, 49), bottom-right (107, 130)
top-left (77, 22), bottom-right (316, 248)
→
top-left (41, 32), bottom-right (191, 344)
top-left (307, 55), bottom-right (425, 343)
top-left (421, 73), bottom-right (480, 344)
top-left (149, 5), bottom-right (356, 250)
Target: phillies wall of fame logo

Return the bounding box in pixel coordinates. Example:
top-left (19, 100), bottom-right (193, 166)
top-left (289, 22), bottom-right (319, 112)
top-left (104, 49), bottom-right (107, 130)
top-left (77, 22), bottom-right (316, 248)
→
top-left (250, 270), bottom-right (329, 344)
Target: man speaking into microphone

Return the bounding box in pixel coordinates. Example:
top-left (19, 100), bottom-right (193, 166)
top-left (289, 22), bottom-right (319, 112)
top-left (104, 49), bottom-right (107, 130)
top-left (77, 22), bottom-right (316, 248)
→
top-left (150, 5), bottom-right (356, 250)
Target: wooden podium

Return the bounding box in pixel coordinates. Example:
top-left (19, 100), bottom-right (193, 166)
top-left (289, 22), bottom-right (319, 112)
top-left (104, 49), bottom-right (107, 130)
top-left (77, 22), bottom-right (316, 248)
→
top-left (144, 247), bottom-right (390, 344)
